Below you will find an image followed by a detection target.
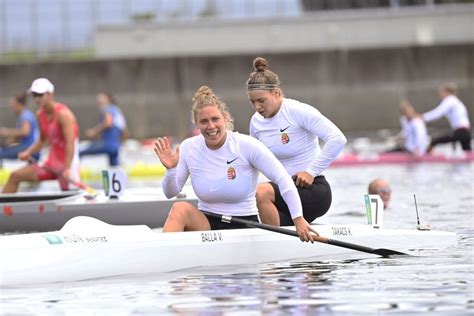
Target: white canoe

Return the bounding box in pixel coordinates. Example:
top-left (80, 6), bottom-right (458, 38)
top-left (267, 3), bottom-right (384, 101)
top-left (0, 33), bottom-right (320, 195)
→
top-left (0, 187), bottom-right (198, 233)
top-left (0, 216), bottom-right (457, 287)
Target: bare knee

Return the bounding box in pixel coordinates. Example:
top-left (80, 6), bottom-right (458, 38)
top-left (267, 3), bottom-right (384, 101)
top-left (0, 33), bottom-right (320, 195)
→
top-left (168, 201), bottom-right (194, 221)
top-left (8, 165), bottom-right (36, 183)
top-left (164, 201), bottom-right (210, 232)
top-left (8, 170), bottom-right (23, 183)
top-left (256, 183), bottom-right (275, 204)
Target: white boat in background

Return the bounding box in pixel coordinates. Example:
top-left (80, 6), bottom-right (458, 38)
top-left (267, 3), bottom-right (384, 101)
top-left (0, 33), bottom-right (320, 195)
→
top-left (0, 186), bottom-right (197, 233)
top-left (0, 216), bottom-right (457, 287)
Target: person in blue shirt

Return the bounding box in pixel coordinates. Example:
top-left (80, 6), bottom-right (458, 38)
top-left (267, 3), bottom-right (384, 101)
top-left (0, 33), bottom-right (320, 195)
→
top-left (80, 92), bottom-right (129, 166)
top-left (0, 93), bottom-right (40, 161)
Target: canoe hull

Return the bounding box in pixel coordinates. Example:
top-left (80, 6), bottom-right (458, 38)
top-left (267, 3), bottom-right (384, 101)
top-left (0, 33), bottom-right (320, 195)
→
top-left (0, 216), bottom-right (457, 286)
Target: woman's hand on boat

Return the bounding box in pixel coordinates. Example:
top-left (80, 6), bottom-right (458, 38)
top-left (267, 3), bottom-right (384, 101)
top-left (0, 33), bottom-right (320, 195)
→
top-left (293, 216), bottom-right (319, 243)
top-left (292, 172), bottom-right (314, 188)
top-left (154, 137), bottom-right (179, 169)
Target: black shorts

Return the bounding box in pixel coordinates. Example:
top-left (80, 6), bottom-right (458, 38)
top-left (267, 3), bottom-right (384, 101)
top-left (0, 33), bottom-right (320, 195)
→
top-left (270, 175), bottom-right (332, 226)
top-left (202, 212), bottom-right (259, 230)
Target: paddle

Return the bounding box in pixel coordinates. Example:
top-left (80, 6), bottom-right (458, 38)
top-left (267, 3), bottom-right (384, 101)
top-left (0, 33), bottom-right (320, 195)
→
top-left (28, 156), bottom-right (98, 198)
top-left (200, 211), bottom-right (408, 258)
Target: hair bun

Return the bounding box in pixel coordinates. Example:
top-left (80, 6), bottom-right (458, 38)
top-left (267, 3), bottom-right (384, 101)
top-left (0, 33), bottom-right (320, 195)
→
top-left (195, 85), bottom-right (213, 98)
top-left (253, 57), bottom-right (268, 72)
top-left (193, 85), bottom-right (218, 105)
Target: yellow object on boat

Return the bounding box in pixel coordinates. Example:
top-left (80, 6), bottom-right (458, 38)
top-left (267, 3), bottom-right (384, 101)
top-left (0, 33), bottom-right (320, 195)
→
top-left (79, 163), bottom-right (166, 180)
top-left (0, 168), bottom-right (11, 186)
top-left (0, 163), bottom-right (166, 185)
top-left (126, 162), bottom-right (166, 178)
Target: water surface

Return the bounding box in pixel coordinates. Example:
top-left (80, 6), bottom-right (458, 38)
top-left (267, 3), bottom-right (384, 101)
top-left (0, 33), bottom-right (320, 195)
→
top-left (1, 163), bottom-right (473, 315)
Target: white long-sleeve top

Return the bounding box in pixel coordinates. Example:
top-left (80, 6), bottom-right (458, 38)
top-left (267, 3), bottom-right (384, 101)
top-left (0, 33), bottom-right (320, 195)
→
top-left (423, 95), bottom-right (470, 130)
top-left (400, 117), bottom-right (429, 155)
top-left (162, 131), bottom-right (303, 219)
top-left (249, 98), bottom-right (347, 177)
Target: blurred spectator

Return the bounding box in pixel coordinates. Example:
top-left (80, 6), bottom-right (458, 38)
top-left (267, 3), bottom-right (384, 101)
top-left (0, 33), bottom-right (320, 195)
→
top-left (422, 83), bottom-right (471, 153)
top-left (2, 78), bottom-right (80, 193)
top-left (368, 178), bottom-right (391, 209)
top-left (80, 92), bottom-right (129, 166)
top-left (388, 100), bottom-right (429, 156)
top-left (0, 93), bottom-right (40, 161)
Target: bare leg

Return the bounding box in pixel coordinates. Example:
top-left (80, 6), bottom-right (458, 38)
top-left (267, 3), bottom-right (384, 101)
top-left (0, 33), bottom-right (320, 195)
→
top-left (256, 183), bottom-right (280, 225)
top-left (163, 201), bottom-right (211, 232)
top-left (2, 165), bottom-right (38, 193)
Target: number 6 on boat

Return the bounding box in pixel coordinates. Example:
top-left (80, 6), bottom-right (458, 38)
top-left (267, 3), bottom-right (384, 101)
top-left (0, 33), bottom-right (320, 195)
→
top-left (102, 168), bottom-right (127, 198)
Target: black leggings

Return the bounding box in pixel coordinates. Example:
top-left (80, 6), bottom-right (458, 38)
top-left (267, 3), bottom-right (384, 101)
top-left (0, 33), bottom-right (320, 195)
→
top-left (203, 212), bottom-right (259, 230)
top-left (430, 128), bottom-right (472, 151)
top-left (270, 175), bottom-right (332, 226)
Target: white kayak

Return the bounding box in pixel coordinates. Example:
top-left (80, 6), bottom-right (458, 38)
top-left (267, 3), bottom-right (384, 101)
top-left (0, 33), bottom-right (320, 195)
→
top-left (0, 216), bottom-right (457, 287)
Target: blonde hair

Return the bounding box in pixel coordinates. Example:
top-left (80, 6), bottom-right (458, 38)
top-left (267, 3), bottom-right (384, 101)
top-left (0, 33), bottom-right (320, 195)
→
top-left (440, 82), bottom-right (457, 95)
top-left (246, 57), bottom-right (281, 91)
top-left (191, 86), bottom-right (234, 131)
top-left (400, 100), bottom-right (415, 117)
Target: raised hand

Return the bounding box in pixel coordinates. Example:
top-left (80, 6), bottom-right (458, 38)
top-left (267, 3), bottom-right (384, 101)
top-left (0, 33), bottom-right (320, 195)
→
top-left (154, 136), bottom-right (180, 169)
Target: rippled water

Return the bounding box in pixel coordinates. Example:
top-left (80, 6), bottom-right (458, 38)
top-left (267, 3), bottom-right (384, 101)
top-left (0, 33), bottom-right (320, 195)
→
top-left (1, 163), bottom-right (473, 315)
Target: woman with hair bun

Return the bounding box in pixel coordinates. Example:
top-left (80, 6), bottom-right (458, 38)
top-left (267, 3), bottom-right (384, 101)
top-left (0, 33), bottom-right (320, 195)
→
top-left (247, 57), bottom-right (347, 227)
top-left (154, 86), bottom-right (319, 242)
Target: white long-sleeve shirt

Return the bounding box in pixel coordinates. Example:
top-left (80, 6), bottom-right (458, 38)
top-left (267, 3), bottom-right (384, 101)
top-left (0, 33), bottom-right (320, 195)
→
top-left (162, 131), bottom-right (303, 219)
top-left (423, 95), bottom-right (470, 130)
top-left (400, 117), bottom-right (429, 155)
top-left (249, 98), bottom-right (347, 177)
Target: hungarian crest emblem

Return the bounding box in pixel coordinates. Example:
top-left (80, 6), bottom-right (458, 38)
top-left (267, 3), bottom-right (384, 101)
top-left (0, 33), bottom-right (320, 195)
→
top-left (227, 167), bottom-right (236, 180)
top-left (281, 132), bottom-right (290, 144)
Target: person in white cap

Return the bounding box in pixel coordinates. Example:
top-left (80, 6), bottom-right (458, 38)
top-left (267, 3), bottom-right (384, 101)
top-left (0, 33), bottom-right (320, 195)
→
top-left (2, 78), bottom-right (81, 193)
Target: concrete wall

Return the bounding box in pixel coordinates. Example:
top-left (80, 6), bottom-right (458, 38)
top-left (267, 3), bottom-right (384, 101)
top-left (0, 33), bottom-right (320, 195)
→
top-left (96, 4), bottom-right (474, 58)
top-left (1, 44), bottom-right (473, 140)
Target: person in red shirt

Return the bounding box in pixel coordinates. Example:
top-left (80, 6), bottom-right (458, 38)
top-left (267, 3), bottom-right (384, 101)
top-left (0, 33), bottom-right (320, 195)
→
top-left (2, 78), bottom-right (80, 193)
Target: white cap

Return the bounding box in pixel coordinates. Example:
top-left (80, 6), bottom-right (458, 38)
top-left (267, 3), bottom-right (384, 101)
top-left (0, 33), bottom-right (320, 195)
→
top-left (29, 78), bottom-right (55, 94)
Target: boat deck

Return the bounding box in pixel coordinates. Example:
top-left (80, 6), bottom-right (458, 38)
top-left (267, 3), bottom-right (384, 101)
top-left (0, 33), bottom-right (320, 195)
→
top-left (0, 186), bottom-right (198, 233)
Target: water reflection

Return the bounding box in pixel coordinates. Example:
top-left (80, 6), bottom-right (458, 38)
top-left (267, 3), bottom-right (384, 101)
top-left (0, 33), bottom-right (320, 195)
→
top-left (2, 250), bottom-right (472, 315)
